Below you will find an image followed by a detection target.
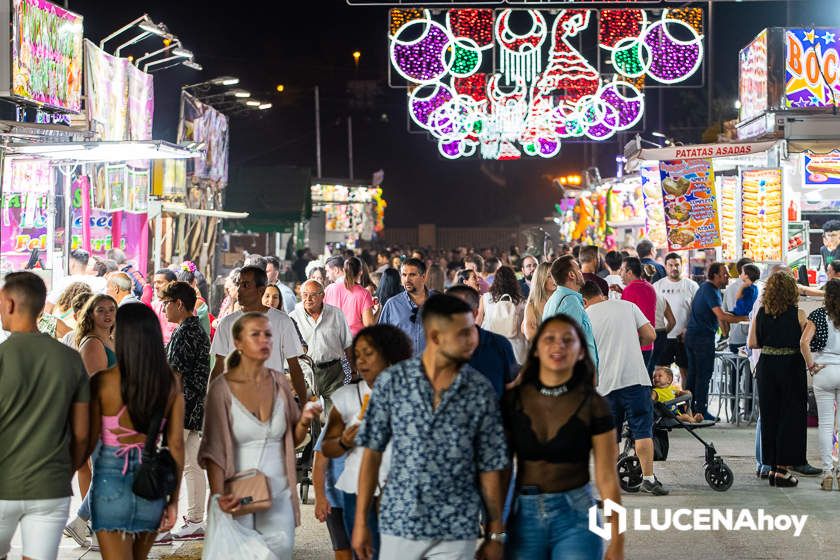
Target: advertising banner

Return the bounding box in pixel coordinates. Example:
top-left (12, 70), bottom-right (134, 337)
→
top-left (741, 168), bottom-right (783, 262)
top-left (658, 159), bottom-right (722, 251)
top-left (0, 161), bottom-right (53, 271)
top-left (804, 150), bottom-right (840, 186)
top-left (84, 40), bottom-right (128, 141)
top-left (739, 30), bottom-right (768, 121)
top-left (178, 91), bottom-right (229, 186)
top-left (785, 28), bottom-right (840, 109)
top-left (126, 63), bottom-right (154, 141)
top-left (11, 0), bottom-right (83, 112)
top-left (640, 162), bottom-right (667, 249)
top-left (718, 176), bottom-right (740, 261)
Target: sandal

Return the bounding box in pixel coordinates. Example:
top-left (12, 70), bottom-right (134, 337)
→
top-left (773, 469), bottom-right (799, 488)
top-left (821, 473), bottom-right (834, 491)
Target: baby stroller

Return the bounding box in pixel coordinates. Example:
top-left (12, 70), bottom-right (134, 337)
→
top-left (294, 354), bottom-right (322, 504)
top-left (616, 394), bottom-right (734, 492)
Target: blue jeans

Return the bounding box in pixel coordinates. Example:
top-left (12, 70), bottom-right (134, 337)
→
top-left (508, 484), bottom-right (603, 560)
top-left (91, 445), bottom-right (165, 533)
top-left (341, 492), bottom-right (379, 560)
top-left (685, 338), bottom-right (715, 414)
top-left (755, 415), bottom-right (770, 473)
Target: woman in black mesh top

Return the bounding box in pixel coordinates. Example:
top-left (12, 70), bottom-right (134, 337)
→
top-left (503, 314), bottom-right (623, 560)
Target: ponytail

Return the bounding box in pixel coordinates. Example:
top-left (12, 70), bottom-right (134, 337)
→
top-left (225, 349), bottom-right (242, 371)
top-left (642, 264), bottom-right (657, 282)
top-left (344, 257), bottom-right (362, 290)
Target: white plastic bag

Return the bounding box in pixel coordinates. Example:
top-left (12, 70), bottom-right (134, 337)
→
top-left (203, 495), bottom-right (279, 560)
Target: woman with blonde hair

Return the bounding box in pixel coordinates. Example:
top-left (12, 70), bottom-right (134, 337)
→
top-left (522, 262), bottom-right (557, 342)
top-left (748, 271), bottom-right (808, 487)
top-left (200, 312), bottom-right (321, 558)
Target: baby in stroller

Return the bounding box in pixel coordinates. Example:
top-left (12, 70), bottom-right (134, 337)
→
top-left (652, 366), bottom-right (703, 423)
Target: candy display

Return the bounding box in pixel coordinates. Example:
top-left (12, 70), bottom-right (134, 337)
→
top-left (719, 176), bottom-right (739, 262)
top-left (741, 168), bottom-right (783, 262)
top-left (312, 183), bottom-right (386, 239)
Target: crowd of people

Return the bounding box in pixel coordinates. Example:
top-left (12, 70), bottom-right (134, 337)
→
top-left (3, 221), bottom-right (840, 559)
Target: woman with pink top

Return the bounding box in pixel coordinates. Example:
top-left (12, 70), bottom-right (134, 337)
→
top-left (87, 303), bottom-right (185, 559)
top-left (324, 257), bottom-right (375, 336)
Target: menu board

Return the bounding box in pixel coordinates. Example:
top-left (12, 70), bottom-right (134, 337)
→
top-left (741, 168), bottom-right (783, 262)
top-left (640, 163), bottom-right (667, 248)
top-left (719, 176), bottom-right (740, 261)
top-left (786, 28), bottom-right (840, 109)
top-left (804, 150), bottom-right (840, 187)
top-left (658, 159), bottom-right (722, 251)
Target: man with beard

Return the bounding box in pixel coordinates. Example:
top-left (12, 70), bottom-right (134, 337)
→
top-left (542, 255), bottom-right (599, 367)
top-left (653, 253), bottom-right (699, 382)
top-left (378, 258), bottom-right (434, 357)
top-left (353, 295), bottom-right (508, 560)
top-left (518, 255), bottom-right (538, 298)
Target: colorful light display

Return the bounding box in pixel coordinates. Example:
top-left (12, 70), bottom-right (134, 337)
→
top-left (738, 30), bottom-right (768, 121)
top-left (388, 8), bottom-right (705, 160)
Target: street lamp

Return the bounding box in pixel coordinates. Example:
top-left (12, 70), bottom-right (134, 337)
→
top-left (183, 76), bottom-right (239, 92)
top-left (258, 103), bottom-right (272, 110)
top-left (276, 84), bottom-right (285, 93)
top-left (182, 60), bottom-right (202, 71)
top-left (352, 50), bottom-right (361, 67)
top-left (651, 131), bottom-right (667, 139)
top-left (100, 14), bottom-right (168, 52)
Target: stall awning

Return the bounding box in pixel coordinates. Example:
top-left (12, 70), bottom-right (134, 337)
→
top-left (3, 140), bottom-right (202, 162)
top-left (224, 165), bottom-right (311, 233)
top-left (631, 140), bottom-right (779, 163)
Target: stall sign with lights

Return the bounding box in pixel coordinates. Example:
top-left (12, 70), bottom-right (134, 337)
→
top-left (739, 30), bottom-right (768, 121)
top-left (389, 8), bottom-right (704, 160)
top-left (785, 28), bottom-right (840, 109)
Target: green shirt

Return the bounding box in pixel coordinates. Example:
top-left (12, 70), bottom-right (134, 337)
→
top-left (0, 332), bottom-right (89, 500)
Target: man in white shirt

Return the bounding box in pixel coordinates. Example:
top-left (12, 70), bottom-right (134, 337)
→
top-left (210, 265), bottom-right (307, 402)
top-left (45, 249), bottom-right (106, 312)
top-left (583, 281), bottom-right (667, 495)
top-left (290, 279), bottom-right (353, 405)
top-left (653, 252), bottom-right (699, 381)
top-left (603, 250), bottom-right (625, 297)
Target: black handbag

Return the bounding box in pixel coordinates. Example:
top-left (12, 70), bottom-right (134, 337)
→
top-left (132, 407), bottom-right (177, 501)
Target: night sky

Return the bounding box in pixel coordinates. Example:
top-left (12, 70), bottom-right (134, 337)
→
top-left (69, 0), bottom-right (840, 227)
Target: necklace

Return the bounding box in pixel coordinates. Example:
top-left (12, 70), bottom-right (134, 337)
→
top-left (537, 380), bottom-right (570, 397)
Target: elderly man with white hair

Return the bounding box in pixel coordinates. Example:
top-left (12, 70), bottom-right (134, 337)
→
top-left (289, 279), bottom-right (354, 405)
top-left (106, 271), bottom-right (141, 306)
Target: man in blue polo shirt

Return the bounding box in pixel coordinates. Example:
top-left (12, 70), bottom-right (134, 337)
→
top-left (685, 262), bottom-right (747, 420)
top-left (447, 285), bottom-right (517, 398)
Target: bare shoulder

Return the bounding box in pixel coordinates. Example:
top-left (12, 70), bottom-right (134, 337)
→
top-left (90, 366), bottom-right (120, 403)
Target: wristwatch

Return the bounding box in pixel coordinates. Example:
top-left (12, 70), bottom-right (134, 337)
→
top-left (487, 532), bottom-right (507, 544)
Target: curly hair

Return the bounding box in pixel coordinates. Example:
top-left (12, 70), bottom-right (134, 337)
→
top-left (825, 279), bottom-right (840, 328)
top-left (762, 272), bottom-right (799, 317)
top-left (75, 293), bottom-right (118, 346)
top-left (490, 265), bottom-right (524, 305)
top-left (55, 282), bottom-right (92, 312)
top-left (353, 324), bottom-right (413, 368)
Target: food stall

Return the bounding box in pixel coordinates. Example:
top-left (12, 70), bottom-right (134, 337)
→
top-left (311, 181), bottom-right (386, 249)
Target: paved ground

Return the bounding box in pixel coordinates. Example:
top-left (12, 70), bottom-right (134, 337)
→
top-left (5, 422), bottom-right (839, 559)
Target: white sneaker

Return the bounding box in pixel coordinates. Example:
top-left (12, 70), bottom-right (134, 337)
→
top-left (154, 531), bottom-right (173, 545)
top-left (64, 517), bottom-right (90, 547)
top-left (172, 517), bottom-right (205, 540)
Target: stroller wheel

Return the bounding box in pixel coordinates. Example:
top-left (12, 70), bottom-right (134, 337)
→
top-left (617, 455), bottom-right (643, 492)
top-left (705, 462), bottom-right (734, 492)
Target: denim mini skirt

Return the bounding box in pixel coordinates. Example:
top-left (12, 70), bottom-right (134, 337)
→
top-left (90, 444), bottom-right (166, 533)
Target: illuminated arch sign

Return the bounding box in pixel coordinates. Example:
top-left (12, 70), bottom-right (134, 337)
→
top-left (388, 8), bottom-right (704, 160)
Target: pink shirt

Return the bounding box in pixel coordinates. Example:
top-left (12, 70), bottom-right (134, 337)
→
top-left (324, 281), bottom-right (374, 336)
top-left (622, 279), bottom-right (656, 351)
top-left (151, 299), bottom-right (178, 346)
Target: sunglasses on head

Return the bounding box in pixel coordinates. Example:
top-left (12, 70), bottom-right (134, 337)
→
top-left (410, 306), bottom-right (419, 324)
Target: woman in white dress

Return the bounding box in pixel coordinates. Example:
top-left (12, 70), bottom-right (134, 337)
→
top-left (478, 265), bottom-right (528, 364)
top-left (321, 324), bottom-right (413, 560)
top-left (200, 312), bottom-right (322, 558)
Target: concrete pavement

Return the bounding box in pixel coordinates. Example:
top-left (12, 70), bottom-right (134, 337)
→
top-left (4, 423), bottom-right (838, 559)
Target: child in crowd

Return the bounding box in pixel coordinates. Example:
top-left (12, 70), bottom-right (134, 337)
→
top-left (732, 264), bottom-right (761, 317)
top-left (652, 366), bottom-right (703, 423)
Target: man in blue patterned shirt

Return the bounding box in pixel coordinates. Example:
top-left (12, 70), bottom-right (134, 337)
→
top-left (353, 295), bottom-right (509, 560)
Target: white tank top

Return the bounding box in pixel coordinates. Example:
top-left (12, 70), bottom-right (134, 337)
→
top-left (331, 380), bottom-right (391, 495)
top-left (230, 392), bottom-right (288, 494)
